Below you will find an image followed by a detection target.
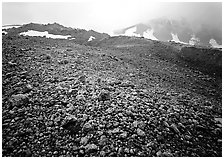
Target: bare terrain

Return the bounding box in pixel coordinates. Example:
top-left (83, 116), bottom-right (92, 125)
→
top-left (2, 32), bottom-right (222, 157)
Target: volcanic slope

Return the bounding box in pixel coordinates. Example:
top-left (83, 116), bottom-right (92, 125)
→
top-left (2, 34), bottom-right (222, 157)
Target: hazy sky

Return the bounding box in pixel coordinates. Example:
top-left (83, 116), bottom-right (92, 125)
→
top-left (2, 1), bottom-right (222, 35)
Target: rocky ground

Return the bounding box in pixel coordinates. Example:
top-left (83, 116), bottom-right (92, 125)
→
top-left (2, 35), bottom-right (222, 157)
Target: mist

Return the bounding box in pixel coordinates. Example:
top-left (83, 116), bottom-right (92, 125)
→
top-left (2, 2), bottom-right (222, 36)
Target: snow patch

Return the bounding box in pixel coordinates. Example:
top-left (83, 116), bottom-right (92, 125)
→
top-left (189, 34), bottom-right (200, 45)
top-left (20, 30), bottom-right (71, 39)
top-left (143, 29), bottom-right (158, 40)
top-left (170, 33), bottom-right (187, 44)
top-left (69, 37), bottom-right (76, 40)
top-left (209, 39), bottom-right (222, 48)
top-left (88, 36), bottom-right (96, 41)
top-left (2, 25), bottom-right (21, 29)
top-left (124, 27), bottom-right (141, 37)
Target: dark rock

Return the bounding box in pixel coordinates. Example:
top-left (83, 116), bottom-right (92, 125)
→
top-left (78, 75), bottom-right (86, 84)
top-left (24, 149), bottom-right (32, 157)
top-left (58, 59), bottom-right (69, 65)
top-left (196, 125), bottom-right (207, 132)
top-left (23, 84), bottom-right (33, 93)
top-left (62, 116), bottom-right (83, 134)
top-left (66, 48), bottom-right (73, 51)
top-left (98, 90), bottom-right (110, 101)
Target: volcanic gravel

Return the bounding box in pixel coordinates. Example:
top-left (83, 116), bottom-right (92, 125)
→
top-left (2, 35), bottom-right (222, 157)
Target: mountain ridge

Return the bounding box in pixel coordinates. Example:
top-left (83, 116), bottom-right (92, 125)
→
top-left (114, 17), bottom-right (222, 48)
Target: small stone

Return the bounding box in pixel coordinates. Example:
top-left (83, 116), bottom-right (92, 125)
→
top-left (66, 48), bottom-right (73, 51)
top-left (130, 148), bottom-right (135, 154)
top-left (78, 75), bottom-right (86, 84)
top-left (138, 121), bottom-right (146, 129)
top-left (79, 149), bottom-right (84, 155)
top-left (163, 121), bottom-right (170, 127)
top-left (170, 123), bottom-right (180, 134)
top-left (157, 134), bottom-right (164, 142)
top-left (118, 147), bottom-right (123, 155)
top-left (178, 122), bottom-right (186, 129)
top-left (133, 121), bottom-right (138, 127)
top-left (100, 151), bottom-right (106, 157)
top-left (156, 150), bottom-right (162, 157)
top-left (25, 84), bottom-right (33, 92)
top-left (109, 127), bottom-right (120, 134)
top-left (99, 135), bottom-right (107, 146)
top-left (162, 151), bottom-right (173, 157)
top-left (98, 90), bottom-right (110, 101)
top-left (9, 110), bottom-right (15, 114)
top-left (120, 131), bottom-right (128, 138)
top-left (24, 149), bottom-right (32, 157)
top-left (82, 114), bottom-right (88, 121)
top-left (80, 136), bottom-right (89, 145)
top-left (106, 108), bottom-right (113, 114)
top-left (124, 148), bottom-right (130, 154)
top-left (62, 116), bottom-right (82, 134)
top-left (137, 128), bottom-right (145, 136)
top-left (113, 121), bottom-right (119, 127)
top-left (8, 61), bottom-right (17, 66)
top-left (53, 151), bottom-right (58, 155)
top-left (198, 135), bottom-right (203, 138)
top-left (185, 135), bottom-right (191, 140)
top-left (82, 121), bottom-right (94, 132)
top-left (76, 94), bottom-right (85, 101)
top-left (85, 144), bottom-right (98, 153)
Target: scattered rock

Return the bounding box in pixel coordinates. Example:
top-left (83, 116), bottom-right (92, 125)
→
top-left (23, 84), bottom-right (33, 93)
top-left (99, 135), bottom-right (107, 146)
top-left (163, 121), bottom-right (170, 127)
top-left (109, 127), bottom-right (120, 134)
top-left (9, 94), bottom-right (29, 107)
top-left (136, 128), bottom-right (145, 137)
top-left (8, 61), bottom-right (17, 66)
top-left (80, 136), bottom-right (89, 145)
top-left (78, 75), bottom-right (86, 84)
top-left (85, 144), bottom-right (98, 153)
top-left (170, 123), bottom-right (180, 134)
top-left (66, 48), bottom-right (73, 51)
top-left (185, 135), bottom-right (192, 141)
top-left (58, 59), bottom-right (69, 65)
top-left (133, 121), bottom-right (138, 127)
top-left (98, 90), bottom-right (110, 101)
top-left (82, 120), bottom-right (94, 133)
top-left (120, 131), bottom-right (128, 139)
top-left (119, 81), bottom-right (135, 88)
top-left (62, 116), bottom-right (83, 134)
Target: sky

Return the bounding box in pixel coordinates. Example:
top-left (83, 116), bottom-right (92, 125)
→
top-left (2, 1), bottom-right (222, 35)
